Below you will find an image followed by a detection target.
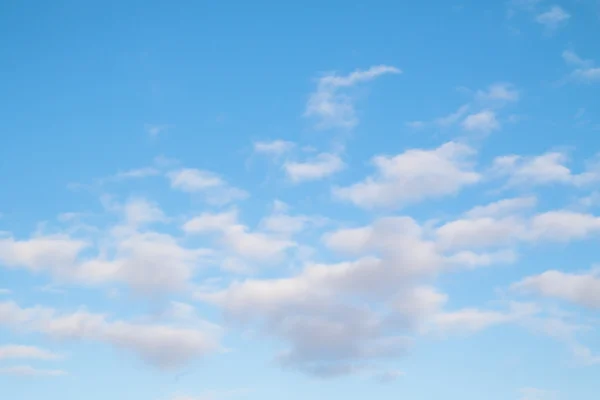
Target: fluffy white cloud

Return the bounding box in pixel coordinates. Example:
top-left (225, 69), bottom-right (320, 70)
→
top-left (77, 229), bottom-right (211, 293)
top-left (196, 212), bottom-right (525, 377)
top-left (333, 142), bottom-right (480, 209)
top-left (259, 200), bottom-right (324, 236)
top-left (461, 110), bottom-right (500, 133)
top-left (513, 269), bottom-right (600, 309)
top-left (183, 210), bottom-right (295, 267)
top-left (436, 216), bottom-right (525, 250)
top-left (123, 198), bottom-right (167, 226)
top-left (0, 301), bottom-right (220, 369)
top-left (0, 345), bottom-right (61, 360)
top-left (0, 234), bottom-right (88, 274)
top-left (168, 168), bottom-right (247, 205)
top-left (284, 153), bottom-right (345, 182)
top-left (492, 151), bottom-right (600, 187)
top-left (305, 65), bottom-right (401, 129)
top-left (436, 204), bottom-right (600, 251)
top-left (0, 202), bottom-right (211, 294)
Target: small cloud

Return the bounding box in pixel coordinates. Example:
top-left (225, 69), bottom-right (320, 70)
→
top-left (562, 50), bottom-right (593, 68)
top-left (0, 365), bottom-right (67, 377)
top-left (0, 288), bottom-right (11, 295)
top-left (284, 153), bottom-right (345, 182)
top-left (305, 65), bottom-right (401, 129)
top-left (535, 6), bottom-right (570, 30)
top-left (406, 120), bottom-right (426, 129)
top-left (168, 168), bottom-right (247, 205)
top-left (0, 345), bottom-right (63, 361)
top-left (114, 167), bottom-right (160, 180)
top-left (145, 124), bottom-right (171, 137)
top-left (253, 140), bottom-right (295, 156)
top-left (475, 83), bottom-right (520, 103)
top-left (562, 50), bottom-right (600, 84)
top-left (435, 104), bottom-right (471, 127)
top-left (462, 110), bottom-right (500, 133)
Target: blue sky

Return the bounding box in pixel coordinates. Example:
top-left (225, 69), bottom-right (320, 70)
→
top-left (1, 0), bottom-right (600, 399)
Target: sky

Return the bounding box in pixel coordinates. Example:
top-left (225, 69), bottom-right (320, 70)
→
top-left (1, 0), bottom-right (600, 399)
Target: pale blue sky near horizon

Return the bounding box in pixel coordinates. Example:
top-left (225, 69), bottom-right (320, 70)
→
top-left (1, 1), bottom-right (600, 399)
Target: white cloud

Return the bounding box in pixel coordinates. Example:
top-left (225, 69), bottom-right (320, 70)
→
top-left (465, 196), bottom-right (537, 219)
top-left (77, 229), bottom-right (211, 293)
top-left (183, 210), bottom-right (295, 265)
top-left (0, 365), bottom-right (67, 377)
top-left (195, 210), bottom-right (529, 377)
top-left (475, 83), bottom-right (520, 103)
top-left (436, 216), bottom-right (525, 250)
top-left (513, 269), bottom-right (600, 309)
top-left (519, 387), bottom-right (558, 400)
top-left (535, 6), bottom-right (570, 29)
top-left (168, 168), bottom-right (224, 191)
top-left (435, 208), bottom-right (600, 251)
top-left (123, 198), bottom-right (167, 226)
top-left (145, 124), bottom-right (170, 137)
top-left (113, 167), bottom-right (161, 180)
top-left (428, 305), bottom-right (530, 335)
top-left (492, 151), bottom-right (600, 187)
top-left (259, 200), bottom-right (324, 236)
top-left (562, 50), bottom-right (593, 68)
top-left (333, 142), bottom-right (480, 209)
top-left (0, 288), bottom-right (12, 295)
top-left (0, 234), bottom-right (88, 274)
top-left (0, 301), bottom-right (220, 369)
top-left (0, 345), bottom-right (62, 360)
top-left (408, 83), bottom-right (518, 130)
top-left (562, 50), bottom-right (600, 84)
top-left (168, 168), bottom-right (247, 205)
top-left (435, 104), bottom-right (471, 127)
top-left (527, 211), bottom-right (600, 242)
top-left (461, 110), bottom-right (500, 133)
top-left (284, 153), bottom-right (345, 182)
top-left (305, 65), bottom-right (401, 129)
top-left (253, 140), bottom-right (295, 156)
top-left (0, 216), bottom-right (211, 294)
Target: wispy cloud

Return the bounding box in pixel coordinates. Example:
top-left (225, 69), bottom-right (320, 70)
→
top-left (0, 345), bottom-right (62, 361)
top-left (0, 365), bottom-right (67, 377)
top-left (305, 65), bottom-right (401, 129)
top-left (562, 50), bottom-right (600, 83)
top-left (535, 6), bottom-right (570, 30)
top-left (145, 124), bottom-right (171, 137)
top-left (253, 140), bottom-right (295, 156)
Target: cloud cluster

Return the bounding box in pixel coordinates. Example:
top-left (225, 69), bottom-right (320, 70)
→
top-left (0, 301), bottom-right (220, 369)
top-left (333, 142), bottom-right (480, 209)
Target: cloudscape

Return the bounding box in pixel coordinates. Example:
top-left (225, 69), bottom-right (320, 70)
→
top-left (1, 1), bottom-right (599, 400)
